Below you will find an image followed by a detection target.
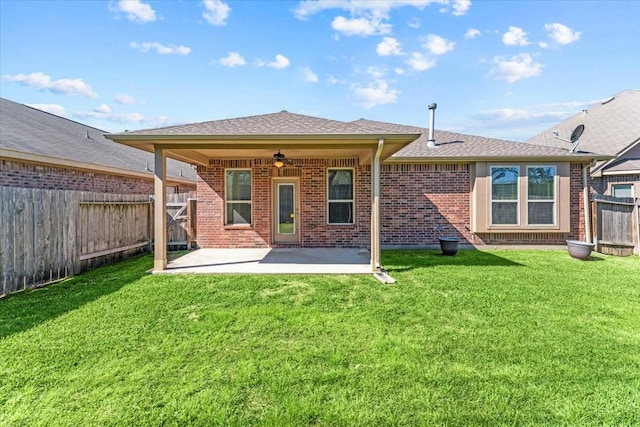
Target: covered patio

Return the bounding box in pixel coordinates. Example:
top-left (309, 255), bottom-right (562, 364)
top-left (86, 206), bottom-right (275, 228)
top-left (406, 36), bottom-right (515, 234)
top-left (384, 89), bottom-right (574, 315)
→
top-left (106, 111), bottom-right (420, 283)
top-left (159, 248), bottom-right (372, 275)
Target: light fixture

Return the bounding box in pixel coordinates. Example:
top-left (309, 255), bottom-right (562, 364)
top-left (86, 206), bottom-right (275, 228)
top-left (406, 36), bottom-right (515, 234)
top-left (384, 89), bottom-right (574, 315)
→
top-left (273, 149), bottom-right (290, 168)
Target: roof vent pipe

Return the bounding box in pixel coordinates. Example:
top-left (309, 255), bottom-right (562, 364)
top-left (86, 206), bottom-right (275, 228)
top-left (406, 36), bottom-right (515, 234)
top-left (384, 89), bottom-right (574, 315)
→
top-left (428, 103), bottom-right (437, 148)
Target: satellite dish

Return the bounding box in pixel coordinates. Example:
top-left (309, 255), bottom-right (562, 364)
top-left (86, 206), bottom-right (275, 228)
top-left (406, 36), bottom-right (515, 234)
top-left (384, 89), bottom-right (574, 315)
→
top-left (570, 124), bottom-right (585, 143)
top-left (551, 124), bottom-right (586, 153)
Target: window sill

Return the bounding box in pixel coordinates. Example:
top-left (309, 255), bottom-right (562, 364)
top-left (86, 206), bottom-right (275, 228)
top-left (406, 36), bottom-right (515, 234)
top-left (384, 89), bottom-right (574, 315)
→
top-left (481, 225), bottom-right (565, 233)
top-left (224, 225), bottom-right (253, 230)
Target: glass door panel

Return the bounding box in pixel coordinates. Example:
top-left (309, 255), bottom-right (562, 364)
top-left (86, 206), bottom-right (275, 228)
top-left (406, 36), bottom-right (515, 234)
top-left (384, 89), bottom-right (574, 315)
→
top-left (278, 183), bottom-right (295, 235)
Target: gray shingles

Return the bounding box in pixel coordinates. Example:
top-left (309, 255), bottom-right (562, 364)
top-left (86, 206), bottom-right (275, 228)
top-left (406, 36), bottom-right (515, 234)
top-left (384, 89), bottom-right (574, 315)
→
top-left (124, 110), bottom-right (393, 136)
top-left (352, 119), bottom-right (593, 159)
top-left (526, 90), bottom-right (640, 157)
top-left (0, 98), bottom-right (196, 182)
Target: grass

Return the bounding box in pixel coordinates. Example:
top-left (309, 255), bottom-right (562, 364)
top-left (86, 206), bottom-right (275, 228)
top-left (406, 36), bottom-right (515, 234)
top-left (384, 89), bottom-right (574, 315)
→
top-left (1, 249), bottom-right (639, 426)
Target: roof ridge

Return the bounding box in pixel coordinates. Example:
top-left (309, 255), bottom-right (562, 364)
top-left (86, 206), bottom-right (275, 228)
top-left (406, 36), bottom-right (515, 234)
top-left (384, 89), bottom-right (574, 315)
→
top-left (1, 97), bottom-right (109, 134)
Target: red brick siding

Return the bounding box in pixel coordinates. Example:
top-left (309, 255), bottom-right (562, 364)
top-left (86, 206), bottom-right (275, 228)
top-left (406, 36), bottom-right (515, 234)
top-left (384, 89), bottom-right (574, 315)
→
top-left (0, 159), bottom-right (195, 194)
top-left (196, 158), bottom-right (370, 248)
top-left (592, 174), bottom-right (640, 198)
top-left (381, 163), bottom-right (471, 246)
top-left (196, 159), bottom-right (590, 248)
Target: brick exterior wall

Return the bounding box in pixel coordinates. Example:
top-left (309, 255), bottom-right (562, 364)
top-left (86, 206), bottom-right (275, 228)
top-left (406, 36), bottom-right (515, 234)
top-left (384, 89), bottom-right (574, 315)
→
top-left (592, 173), bottom-right (640, 198)
top-left (196, 159), bottom-right (590, 248)
top-left (197, 158), bottom-right (370, 248)
top-left (0, 159), bottom-right (195, 194)
top-left (380, 163), bottom-right (471, 246)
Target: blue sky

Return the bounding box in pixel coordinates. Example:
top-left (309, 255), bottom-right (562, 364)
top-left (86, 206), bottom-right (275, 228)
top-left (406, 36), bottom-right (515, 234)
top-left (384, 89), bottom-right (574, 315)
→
top-left (1, 0), bottom-right (638, 141)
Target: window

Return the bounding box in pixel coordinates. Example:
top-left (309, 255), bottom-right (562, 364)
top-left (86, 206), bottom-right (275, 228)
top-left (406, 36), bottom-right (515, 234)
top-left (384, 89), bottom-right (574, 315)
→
top-left (527, 166), bottom-right (556, 225)
top-left (474, 163), bottom-right (569, 233)
top-left (491, 166), bottom-right (519, 225)
top-left (225, 169), bottom-right (251, 225)
top-left (612, 184), bottom-right (633, 198)
top-left (490, 165), bottom-right (558, 227)
top-left (328, 169), bottom-right (354, 224)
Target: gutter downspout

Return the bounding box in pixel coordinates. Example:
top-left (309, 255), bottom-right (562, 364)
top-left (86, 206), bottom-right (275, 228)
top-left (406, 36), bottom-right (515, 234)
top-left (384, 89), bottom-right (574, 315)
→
top-left (371, 139), bottom-right (395, 284)
top-left (583, 160), bottom-right (596, 243)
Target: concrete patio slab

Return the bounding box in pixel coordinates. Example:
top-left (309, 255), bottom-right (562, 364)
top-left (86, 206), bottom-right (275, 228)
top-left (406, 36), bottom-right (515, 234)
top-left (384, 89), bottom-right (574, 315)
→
top-left (158, 248), bottom-right (373, 274)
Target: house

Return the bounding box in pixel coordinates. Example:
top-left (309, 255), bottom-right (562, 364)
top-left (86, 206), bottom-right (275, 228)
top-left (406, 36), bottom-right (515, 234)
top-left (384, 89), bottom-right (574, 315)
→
top-left (527, 89), bottom-right (640, 199)
top-left (0, 97), bottom-right (196, 194)
top-left (106, 108), bottom-right (610, 274)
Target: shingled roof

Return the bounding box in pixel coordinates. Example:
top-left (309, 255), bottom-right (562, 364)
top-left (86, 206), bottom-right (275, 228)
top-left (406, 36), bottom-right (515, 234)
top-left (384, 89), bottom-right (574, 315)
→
top-left (352, 119), bottom-right (606, 161)
top-left (123, 110), bottom-right (394, 136)
top-left (0, 98), bottom-right (196, 183)
top-left (526, 89), bottom-right (639, 173)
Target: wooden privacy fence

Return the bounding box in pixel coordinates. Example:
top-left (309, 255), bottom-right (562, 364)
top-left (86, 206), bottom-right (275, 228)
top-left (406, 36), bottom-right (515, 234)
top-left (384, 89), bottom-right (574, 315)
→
top-left (165, 193), bottom-right (197, 250)
top-left (1, 187), bottom-right (196, 296)
top-left (592, 194), bottom-right (640, 256)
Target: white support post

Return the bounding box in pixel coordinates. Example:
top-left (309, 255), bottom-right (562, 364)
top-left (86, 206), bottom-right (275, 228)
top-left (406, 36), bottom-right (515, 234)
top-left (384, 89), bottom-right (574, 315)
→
top-left (154, 147), bottom-right (167, 271)
top-left (371, 139), bottom-right (383, 272)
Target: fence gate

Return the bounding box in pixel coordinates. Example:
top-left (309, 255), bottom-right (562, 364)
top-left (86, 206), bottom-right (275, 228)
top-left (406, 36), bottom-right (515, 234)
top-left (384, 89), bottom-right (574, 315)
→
top-left (592, 194), bottom-right (640, 256)
top-left (164, 193), bottom-right (197, 250)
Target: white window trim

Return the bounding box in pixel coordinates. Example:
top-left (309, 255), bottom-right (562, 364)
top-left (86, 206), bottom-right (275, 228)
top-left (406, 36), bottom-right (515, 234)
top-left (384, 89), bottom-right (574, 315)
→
top-left (224, 168), bottom-right (252, 226)
top-left (526, 165), bottom-right (558, 227)
top-left (611, 183), bottom-right (634, 198)
top-left (327, 168), bottom-right (355, 225)
top-left (490, 165), bottom-right (520, 227)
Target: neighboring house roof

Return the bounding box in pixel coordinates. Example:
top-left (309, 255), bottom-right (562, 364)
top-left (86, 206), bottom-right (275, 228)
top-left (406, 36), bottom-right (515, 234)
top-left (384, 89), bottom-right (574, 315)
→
top-left (601, 143), bottom-right (640, 175)
top-left (353, 119), bottom-right (608, 162)
top-left (526, 89), bottom-right (640, 174)
top-left (0, 97), bottom-right (196, 184)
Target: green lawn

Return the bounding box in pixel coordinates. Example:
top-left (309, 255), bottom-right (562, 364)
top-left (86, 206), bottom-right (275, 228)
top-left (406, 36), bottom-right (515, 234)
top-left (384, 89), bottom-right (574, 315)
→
top-left (1, 250), bottom-right (639, 426)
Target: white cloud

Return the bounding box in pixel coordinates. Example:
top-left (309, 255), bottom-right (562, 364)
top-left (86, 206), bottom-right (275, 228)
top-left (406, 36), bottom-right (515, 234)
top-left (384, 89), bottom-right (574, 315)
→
top-left (114, 93), bottom-right (137, 104)
top-left (473, 100), bottom-right (596, 126)
top-left (129, 42), bottom-right (191, 55)
top-left (2, 72), bottom-right (98, 98)
top-left (539, 41), bottom-right (549, 49)
top-left (352, 79), bottom-right (398, 108)
top-left (366, 66), bottom-right (386, 79)
top-left (377, 37), bottom-right (402, 56)
top-left (326, 75), bottom-right (346, 85)
top-left (465, 28), bottom-right (481, 39)
top-left (219, 52), bottom-right (246, 67)
top-left (406, 52), bottom-right (436, 71)
top-left (94, 104), bottom-right (112, 114)
top-left (490, 53), bottom-right (543, 83)
top-left (332, 16), bottom-right (391, 36)
top-left (451, 0), bottom-right (471, 16)
top-left (502, 26), bottom-right (529, 46)
top-left (292, 1), bottom-right (471, 44)
top-left (408, 18), bottom-right (420, 29)
top-left (394, 68), bottom-right (405, 75)
top-left (28, 104), bottom-right (67, 116)
top-left (113, 0), bottom-right (156, 23)
top-left (293, 0), bottom-right (470, 20)
top-left (259, 54), bottom-right (290, 69)
top-left (424, 34), bottom-right (455, 55)
top-left (76, 110), bottom-right (145, 123)
top-left (302, 66), bottom-right (319, 83)
top-left (544, 22), bottom-right (581, 45)
top-left (203, 0), bottom-right (231, 26)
